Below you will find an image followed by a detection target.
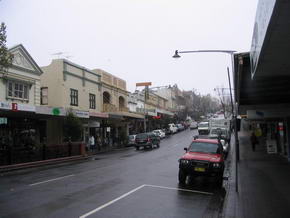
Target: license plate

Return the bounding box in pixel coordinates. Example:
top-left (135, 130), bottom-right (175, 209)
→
top-left (194, 167), bottom-right (205, 172)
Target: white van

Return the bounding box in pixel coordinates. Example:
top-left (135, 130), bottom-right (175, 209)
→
top-left (190, 121), bottom-right (198, 129)
top-left (168, 123), bottom-right (178, 134)
top-left (198, 122), bottom-right (209, 135)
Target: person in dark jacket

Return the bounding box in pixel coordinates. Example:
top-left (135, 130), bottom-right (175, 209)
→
top-left (250, 132), bottom-right (258, 151)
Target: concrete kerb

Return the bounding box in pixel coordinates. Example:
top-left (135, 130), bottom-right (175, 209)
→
top-left (0, 155), bottom-right (89, 173)
top-left (221, 133), bottom-right (238, 218)
top-left (0, 146), bottom-right (133, 173)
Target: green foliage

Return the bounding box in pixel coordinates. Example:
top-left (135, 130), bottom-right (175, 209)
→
top-left (63, 112), bottom-right (83, 142)
top-left (0, 22), bottom-right (13, 73)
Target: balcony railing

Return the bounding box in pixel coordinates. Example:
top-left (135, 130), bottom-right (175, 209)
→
top-left (103, 103), bottom-right (129, 113)
top-left (103, 103), bottom-right (118, 112)
top-left (119, 106), bottom-right (129, 112)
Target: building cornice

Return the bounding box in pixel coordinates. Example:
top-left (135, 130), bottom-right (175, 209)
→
top-left (63, 70), bottom-right (101, 85)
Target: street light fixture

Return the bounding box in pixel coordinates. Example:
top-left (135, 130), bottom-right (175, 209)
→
top-left (172, 49), bottom-right (239, 192)
top-left (172, 49), bottom-right (236, 114)
top-left (173, 49), bottom-right (236, 58)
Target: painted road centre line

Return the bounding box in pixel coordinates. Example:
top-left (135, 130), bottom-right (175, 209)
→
top-left (79, 184), bottom-right (212, 217)
top-left (29, 174), bottom-right (75, 186)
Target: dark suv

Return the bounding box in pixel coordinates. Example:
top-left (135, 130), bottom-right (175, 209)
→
top-left (178, 138), bottom-right (225, 186)
top-left (135, 132), bottom-right (160, 150)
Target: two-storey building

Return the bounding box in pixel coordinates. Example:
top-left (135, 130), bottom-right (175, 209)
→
top-left (130, 90), bottom-right (173, 132)
top-left (0, 44), bottom-right (43, 151)
top-left (40, 59), bottom-right (106, 145)
top-left (93, 69), bottom-right (143, 144)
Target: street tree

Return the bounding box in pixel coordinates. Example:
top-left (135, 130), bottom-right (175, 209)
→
top-left (190, 89), bottom-right (220, 120)
top-left (214, 86), bottom-right (232, 118)
top-left (0, 22), bottom-right (13, 74)
top-left (63, 111), bottom-right (83, 142)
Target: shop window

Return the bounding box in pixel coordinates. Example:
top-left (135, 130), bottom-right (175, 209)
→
top-left (70, 89), bottom-right (78, 106)
top-left (41, 87), bottom-right (48, 105)
top-left (89, 93), bottom-right (96, 109)
top-left (7, 80), bottom-right (29, 101)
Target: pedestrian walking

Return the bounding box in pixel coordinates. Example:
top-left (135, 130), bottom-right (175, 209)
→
top-left (250, 132), bottom-right (258, 151)
top-left (89, 135), bottom-right (95, 152)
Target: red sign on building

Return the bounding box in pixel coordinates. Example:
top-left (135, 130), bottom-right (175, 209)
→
top-left (12, 103), bottom-right (18, 111)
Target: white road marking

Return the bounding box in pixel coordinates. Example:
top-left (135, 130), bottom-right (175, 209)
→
top-left (79, 184), bottom-right (146, 218)
top-left (79, 183), bottom-right (213, 217)
top-left (144, 184), bottom-right (213, 195)
top-left (29, 174), bottom-right (75, 186)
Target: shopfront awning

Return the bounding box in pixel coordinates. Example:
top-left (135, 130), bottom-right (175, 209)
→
top-left (108, 111), bottom-right (144, 119)
top-left (89, 111), bottom-right (109, 118)
top-left (156, 108), bottom-right (174, 116)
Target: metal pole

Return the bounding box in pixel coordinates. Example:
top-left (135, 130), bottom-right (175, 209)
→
top-left (230, 53), bottom-right (239, 193)
top-left (144, 88), bottom-right (147, 132)
top-left (227, 67), bottom-right (234, 116)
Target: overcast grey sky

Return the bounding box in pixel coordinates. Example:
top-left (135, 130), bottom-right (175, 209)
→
top-left (0, 0), bottom-right (258, 95)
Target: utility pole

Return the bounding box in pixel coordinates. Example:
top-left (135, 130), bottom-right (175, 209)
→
top-left (136, 82), bottom-right (152, 133)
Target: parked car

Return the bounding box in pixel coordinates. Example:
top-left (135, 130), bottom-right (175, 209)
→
top-left (208, 128), bottom-right (230, 158)
top-left (153, 129), bottom-right (166, 139)
top-left (162, 128), bottom-right (172, 137)
top-left (178, 138), bottom-right (225, 186)
top-left (176, 124), bottom-right (185, 132)
top-left (190, 121), bottom-right (198, 130)
top-left (127, 134), bottom-right (136, 146)
top-left (168, 123), bottom-right (178, 134)
top-left (198, 122), bottom-right (209, 135)
top-left (135, 132), bottom-right (160, 150)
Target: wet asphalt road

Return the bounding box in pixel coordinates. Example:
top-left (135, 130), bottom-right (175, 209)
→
top-left (0, 129), bottom-right (226, 218)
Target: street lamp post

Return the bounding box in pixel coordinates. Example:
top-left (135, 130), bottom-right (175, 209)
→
top-left (173, 49), bottom-right (239, 192)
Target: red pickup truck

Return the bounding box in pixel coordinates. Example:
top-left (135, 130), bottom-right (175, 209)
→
top-left (178, 138), bottom-right (225, 186)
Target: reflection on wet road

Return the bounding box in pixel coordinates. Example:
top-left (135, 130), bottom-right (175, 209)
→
top-left (0, 129), bottom-right (226, 218)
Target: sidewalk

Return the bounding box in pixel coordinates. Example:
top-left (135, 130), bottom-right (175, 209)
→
top-left (0, 145), bottom-right (132, 173)
top-left (223, 130), bottom-right (290, 218)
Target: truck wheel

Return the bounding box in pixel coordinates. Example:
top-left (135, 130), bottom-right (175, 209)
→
top-left (135, 146), bottom-right (139, 151)
top-left (157, 143), bottom-right (160, 148)
top-left (178, 169), bottom-right (187, 184)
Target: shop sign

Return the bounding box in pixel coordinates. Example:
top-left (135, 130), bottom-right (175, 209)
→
top-left (266, 139), bottom-right (277, 154)
top-left (156, 108), bottom-right (174, 116)
top-left (109, 114), bottom-right (123, 119)
top-left (0, 101), bottom-right (35, 112)
top-left (89, 121), bottom-right (100, 128)
top-left (17, 104), bottom-right (35, 112)
top-left (12, 103), bottom-right (18, 111)
top-left (52, 108), bottom-right (60, 115)
top-left (0, 117), bottom-right (8, 125)
top-left (250, 0), bottom-right (276, 78)
top-left (147, 111), bottom-right (157, 116)
top-left (73, 110), bottom-right (90, 118)
top-left (89, 111), bottom-right (109, 118)
top-left (0, 101), bottom-right (11, 110)
top-left (35, 106), bottom-right (65, 116)
top-left (278, 122), bottom-right (284, 136)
